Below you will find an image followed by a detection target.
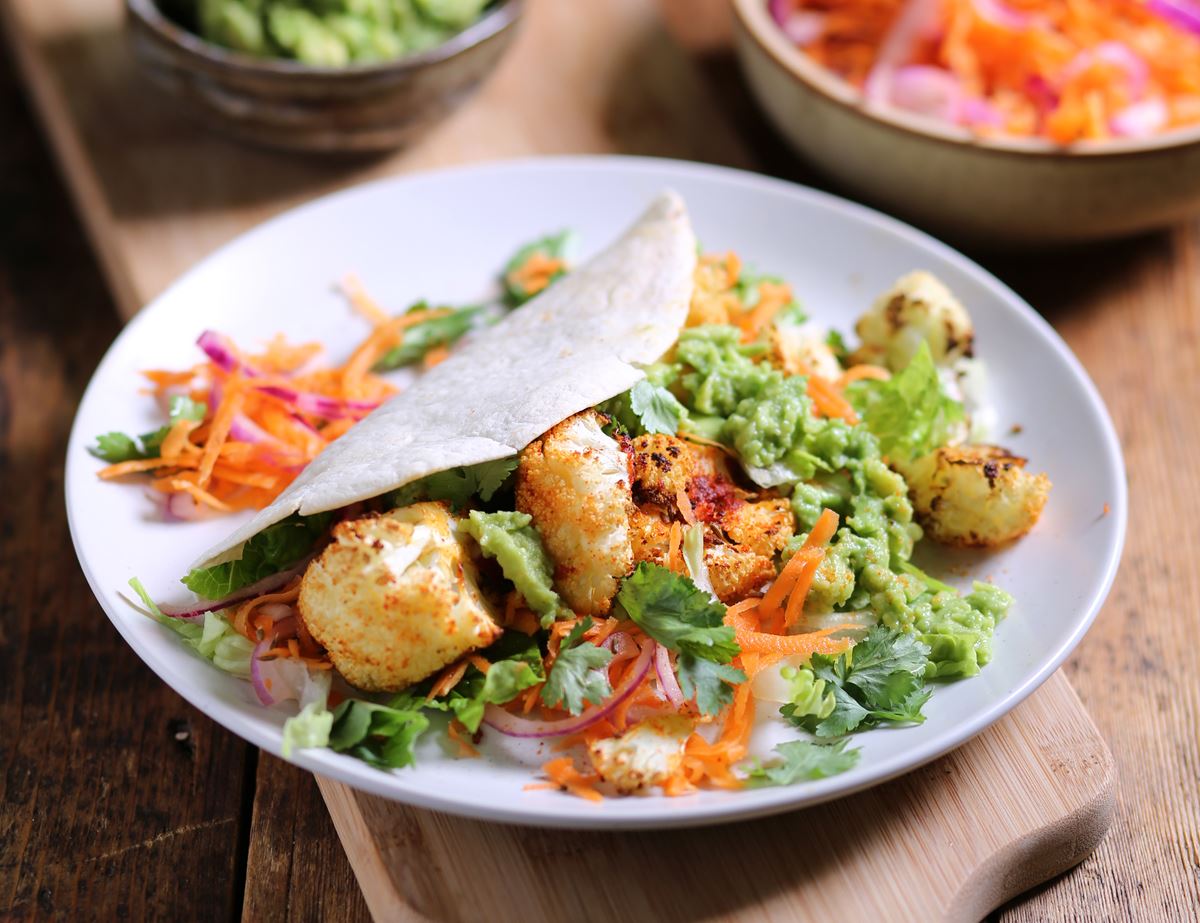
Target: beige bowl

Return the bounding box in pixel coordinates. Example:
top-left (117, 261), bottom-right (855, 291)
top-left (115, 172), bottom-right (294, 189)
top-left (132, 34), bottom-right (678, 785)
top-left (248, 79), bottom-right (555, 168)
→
top-left (126, 0), bottom-right (521, 154)
top-left (731, 0), bottom-right (1200, 244)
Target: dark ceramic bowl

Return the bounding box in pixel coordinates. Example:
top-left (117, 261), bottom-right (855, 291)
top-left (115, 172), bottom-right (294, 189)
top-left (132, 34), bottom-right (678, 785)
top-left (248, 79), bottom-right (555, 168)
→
top-left (126, 0), bottom-right (521, 154)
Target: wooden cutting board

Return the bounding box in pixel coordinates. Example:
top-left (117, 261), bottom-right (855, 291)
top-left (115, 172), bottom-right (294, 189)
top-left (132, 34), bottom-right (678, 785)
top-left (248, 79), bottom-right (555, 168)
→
top-left (2, 0), bottom-right (1116, 919)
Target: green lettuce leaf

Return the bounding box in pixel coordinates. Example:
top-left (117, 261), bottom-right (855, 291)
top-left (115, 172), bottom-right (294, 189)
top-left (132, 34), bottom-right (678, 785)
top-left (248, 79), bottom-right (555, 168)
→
top-left (129, 577), bottom-right (254, 675)
top-left (374, 303), bottom-right (485, 371)
top-left (386, 456), bottom-right (518, 510)
top-left (281, 701), bottom-right (334, 757)
top-left (181, 512), bottom-right (332, 600)
top-left (328, 697), bottom-right (431, 769)
top-left (616, 562), bottom-right (739, 664)
top-left (744, 739), bottom-right (860, 787)
top-left (540, 618), bottom-right (614, 716)
top-left (425, 632), bottom-right (545, 733)
top-left (846, 342), bottom-right (963, 462)
top-left (502, 230), bottom-right (575, 306)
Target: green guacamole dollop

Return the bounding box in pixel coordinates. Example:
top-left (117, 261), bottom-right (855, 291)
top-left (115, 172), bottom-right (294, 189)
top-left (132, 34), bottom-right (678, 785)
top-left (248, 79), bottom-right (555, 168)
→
top-left (461, 510), bottom-right (564, 626)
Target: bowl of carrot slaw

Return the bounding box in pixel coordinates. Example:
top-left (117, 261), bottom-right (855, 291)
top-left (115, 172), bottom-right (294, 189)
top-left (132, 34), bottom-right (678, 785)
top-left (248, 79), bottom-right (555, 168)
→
top-left (731, 0), bottom-right (1200, 243)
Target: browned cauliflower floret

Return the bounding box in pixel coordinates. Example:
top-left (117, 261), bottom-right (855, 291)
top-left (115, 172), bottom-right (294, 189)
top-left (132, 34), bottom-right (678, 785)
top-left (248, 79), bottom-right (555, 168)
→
top-left (588, 715), bottom-right (693, 794)
top-left (902, 445), bottom-right (1051, 547)
top-left (630, 433), bottom-right (694, 506)
top-left (630, 506), bottom-right (671, 566)
top-left (705, 543), bottom-right (775, 603)
top-left (773, 325), bottom-right (842, 380)
top-left (297, 501), bottom-right (499, 692)
top-left (516, 410), bottom-right (634, 616)
top-left (720, 498), bottom-right (795, 558)
top-left (851, 271), bottom-right (974, 370)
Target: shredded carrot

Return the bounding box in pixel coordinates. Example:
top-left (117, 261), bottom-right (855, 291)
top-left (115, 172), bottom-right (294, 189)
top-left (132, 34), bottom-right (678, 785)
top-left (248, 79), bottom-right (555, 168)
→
top-left (807, 373), bottom-right (859, 423)
top-left (735, 625), bottom-right (856, 657)
top-left (426, 659), bottom-right (470, 701)
top-left (196, 383), bottom-right (243, 489)
top-left (507, 254), bottom-right (565, 297)
top-left (738, 280), bottom-right (793, 341)
top-left (539, 757), bottom-right (603, 802)
top-left (423, 345), bottom-right (450, 369)
top-left (468, 655), bottom-right (492, 675)
top-left (167, 478), bottom-right (237, 512)
top-left (675, 487), bottom-right (698, 526)
top-left (837, 364), bottom-right (891, 387)
top-left (779, 0), bottom-right (1200, 143)
top-left (98, 457), bottom-right (190, 479)
top-left (667, 522), bottom-right (685, 575)
top-left (447, 721), bottom-right (481, 759)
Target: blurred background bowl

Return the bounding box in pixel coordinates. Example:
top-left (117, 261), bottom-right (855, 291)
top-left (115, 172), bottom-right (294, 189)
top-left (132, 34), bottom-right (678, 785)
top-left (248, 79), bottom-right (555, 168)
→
top-left (126, 0), bottom-right (521, 155)
top-left (731, 0), bottom-right (1200, 245)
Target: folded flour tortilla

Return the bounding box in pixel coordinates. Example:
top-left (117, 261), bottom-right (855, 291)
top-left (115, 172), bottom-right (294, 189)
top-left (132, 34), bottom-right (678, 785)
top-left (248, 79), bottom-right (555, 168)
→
top-left (196, 191), bottom-right (697, 568)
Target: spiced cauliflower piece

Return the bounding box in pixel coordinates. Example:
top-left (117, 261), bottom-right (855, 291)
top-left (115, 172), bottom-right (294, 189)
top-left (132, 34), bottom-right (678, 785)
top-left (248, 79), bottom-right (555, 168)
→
top-left (630, 506), bottom-right (671, 566)
top-left (852, 271), bottom-right (974, 370)
top-left (773, 325), bottom-right (842, 380)
top-left (630, 433), bottom-right (694, 506)
top-left (588, 715), bottom-right (693, 794)
top-left (902, 445), bottom-right (1050, 547)
top-left (516, 410), bottom-right (634, 616)
top-left (297, 501), bottom-right (500, 692)
top-left (705, 542), bottom-right (776, 603)
top-left (720, 498), bottom-right (795, 558)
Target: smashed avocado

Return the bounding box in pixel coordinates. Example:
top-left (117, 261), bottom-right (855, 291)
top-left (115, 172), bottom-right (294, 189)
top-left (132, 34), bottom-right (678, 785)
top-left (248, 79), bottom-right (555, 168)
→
top-left (461, 510), bottom-right (565, 626)
top-left (178, 0), bottom-right (491, 66)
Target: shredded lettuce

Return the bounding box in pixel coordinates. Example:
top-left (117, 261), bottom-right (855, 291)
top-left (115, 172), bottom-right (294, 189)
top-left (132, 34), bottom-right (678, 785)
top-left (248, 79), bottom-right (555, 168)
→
top-left (846, 342), bottom-right (964, 462)
top-left (502, 230), bottom-right (575, 306)
top-left (181, 512), bottom-right (332, 600)
top-left (129, 577), bottom-right (254, 676)
top-left (386, 456), bottom-right (518, 510)
top-left (281, 701), bottom-right (334, 756)
top-left (91, 396), bottom-right (207, 463)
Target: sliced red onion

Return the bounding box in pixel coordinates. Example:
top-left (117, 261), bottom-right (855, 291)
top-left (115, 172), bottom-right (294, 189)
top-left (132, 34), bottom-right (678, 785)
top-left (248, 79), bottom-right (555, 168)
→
top-left (157, 555), bottom-right (314, 621)
top-left (1148, 0), bottom-right (1200, 34)
top-left (961, 98), bottom-right (1005, 128)
top-left (971, 0), bottom-right (1032, 30)
top-left (255, 385), bottom-right (381, 420)
top-left (654, 644), bottom-right (685, 709)
top-left (864, 0), bottom-right (942, 104)
top-left (197, 330), bottom-right (256, 377)
top-left (250, 639), bottom-right (276, 706)
top-left (1063, 42), bottom-right (1149, 96)
top-left (1111, 97), bottom-right (1169, 137)
top-left (166, 491), bottom-right (204, 522)
top-left (482, 640), bottom-right (654, 739)
top-left (768, 0), bottom-right (826, 46)
top-left (889, 66), bottom-right (964, 122)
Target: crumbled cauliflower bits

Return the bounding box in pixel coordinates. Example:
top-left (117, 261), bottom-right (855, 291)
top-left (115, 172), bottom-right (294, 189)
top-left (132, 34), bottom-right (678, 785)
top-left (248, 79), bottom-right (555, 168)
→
top-left (298, 501), bottom-right (500, 692)
top-left (588, 715), bottom-right (694, 793)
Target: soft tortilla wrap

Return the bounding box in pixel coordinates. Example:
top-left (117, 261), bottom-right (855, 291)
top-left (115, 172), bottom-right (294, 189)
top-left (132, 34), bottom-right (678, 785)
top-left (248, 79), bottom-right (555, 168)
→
top-left (196, 191), bottom-right (697, 568)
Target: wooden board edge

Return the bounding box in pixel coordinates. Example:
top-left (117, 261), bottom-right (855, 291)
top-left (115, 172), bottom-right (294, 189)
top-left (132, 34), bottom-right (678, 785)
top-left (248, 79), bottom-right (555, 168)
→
top-left (315, 774), bottom-right (429, 923)
top-left (946, 687), bottom-right (1117, 923)
top-left (0, 3), bottom-right (143, 317)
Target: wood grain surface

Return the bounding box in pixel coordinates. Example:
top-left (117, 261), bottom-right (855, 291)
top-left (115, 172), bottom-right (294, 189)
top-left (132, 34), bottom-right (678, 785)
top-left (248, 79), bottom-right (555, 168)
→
top-left (1, 0), bottom-right (1198, 919)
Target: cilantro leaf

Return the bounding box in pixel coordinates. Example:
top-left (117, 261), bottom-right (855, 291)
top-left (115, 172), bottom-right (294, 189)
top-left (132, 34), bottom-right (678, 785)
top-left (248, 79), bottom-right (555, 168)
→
top-left (616, 563), bottom-right (739, 664)
top-left (744, 739), bottom-right (860, 787)
top-left (677, 655), bottom-right (746, 716)
top-left (846, 342), bottom-right (963, 461)
top-left (91, 395), bottom-right (208, 462)
top-left (328, 697), bottom-right (430, 769)
top-left (374, 303), bottom-right (484, 371)
top-left (181, 512), bottom-right (331, 599)
top-left (784, 627), bottom-right (932, 737)
top-left (598, 378), bottom-right (687, 437)
top-left (386, 456), bottom-right (518, 510)
top-left (540, 618), bottom-right (613, 716)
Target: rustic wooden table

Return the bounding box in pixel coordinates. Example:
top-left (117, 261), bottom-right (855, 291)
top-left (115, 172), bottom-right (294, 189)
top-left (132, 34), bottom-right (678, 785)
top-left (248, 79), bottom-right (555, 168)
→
top-left (1, 17), bottom-right (1197, 923)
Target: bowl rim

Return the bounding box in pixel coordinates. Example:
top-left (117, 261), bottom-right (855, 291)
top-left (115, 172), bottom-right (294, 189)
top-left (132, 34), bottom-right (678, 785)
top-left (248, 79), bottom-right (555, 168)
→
top-left (126, 0), bottom-right (521, 78)
top-left (731, 0), bottom-right (1200, 160)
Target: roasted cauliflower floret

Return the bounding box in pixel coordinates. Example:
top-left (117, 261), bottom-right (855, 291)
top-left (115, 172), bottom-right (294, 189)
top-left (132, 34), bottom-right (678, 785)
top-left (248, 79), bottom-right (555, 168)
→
top-left (298, 502), bottom-right (500, 692)
top-left (588, 715), bottom-right (693, 793)
top-left (720, 498), bottom-right (795, 558)
top-left (852, 271), bottom-right (974, 370)
top-left (630, 433), bottom-right (694, 506)
top-left (705, 543), bottom-right (776, 603)
top-left (516, 410), bottom-right (634, 616)
top-left (773, 325), bottom-right (842, 380)
top-left (902, 445), bottom-right (1050, 547)
top-left (629, 506), bottom-right (671, 566)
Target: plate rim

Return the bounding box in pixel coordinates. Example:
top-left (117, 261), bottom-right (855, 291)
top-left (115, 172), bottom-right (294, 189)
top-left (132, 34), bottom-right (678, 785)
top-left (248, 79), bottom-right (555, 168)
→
top-left (65, 154), bottom-right (1128, 830)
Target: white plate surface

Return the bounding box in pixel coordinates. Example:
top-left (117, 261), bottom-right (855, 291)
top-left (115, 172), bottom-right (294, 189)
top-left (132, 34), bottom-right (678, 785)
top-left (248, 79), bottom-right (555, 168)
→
top-left (66, 157), bottom-right (1126, 829)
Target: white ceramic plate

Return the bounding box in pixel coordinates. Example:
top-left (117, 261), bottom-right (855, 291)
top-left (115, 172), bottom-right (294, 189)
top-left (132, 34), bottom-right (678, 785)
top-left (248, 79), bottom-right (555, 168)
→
top-left (66, 157), bottom-right (1126, 829)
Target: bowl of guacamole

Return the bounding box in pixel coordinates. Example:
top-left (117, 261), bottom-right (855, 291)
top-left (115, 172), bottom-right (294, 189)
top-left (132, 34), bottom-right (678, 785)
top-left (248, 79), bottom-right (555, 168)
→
top-left (126, 0), bottom-right (521, 153)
